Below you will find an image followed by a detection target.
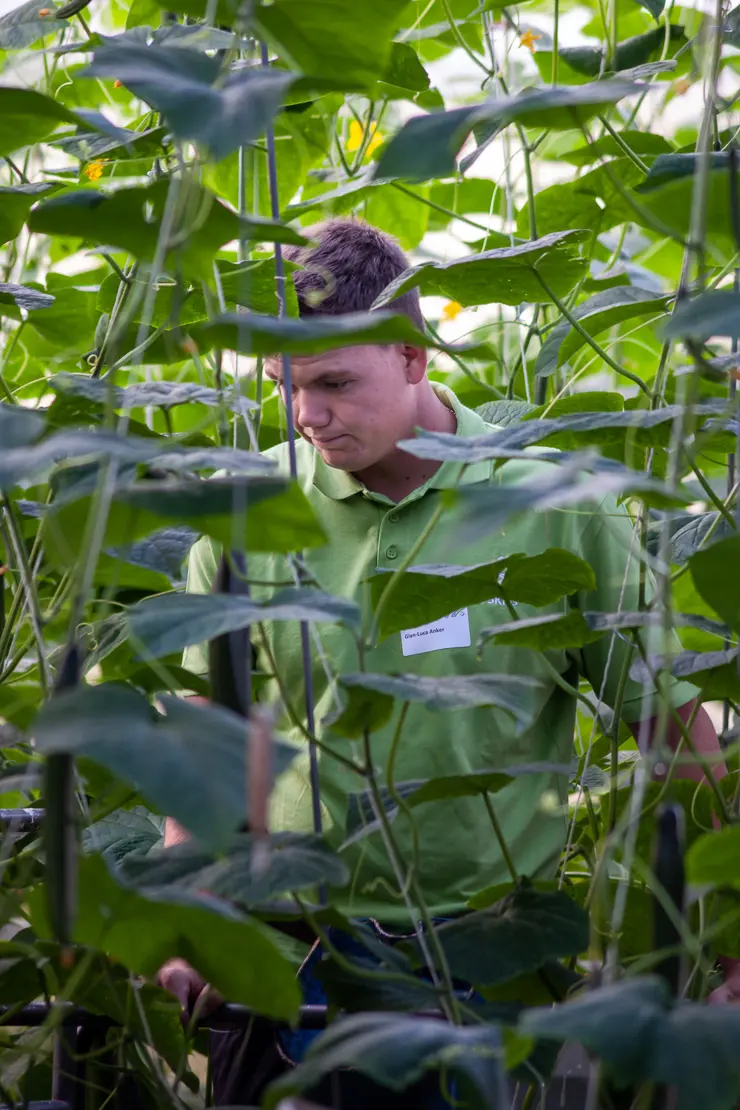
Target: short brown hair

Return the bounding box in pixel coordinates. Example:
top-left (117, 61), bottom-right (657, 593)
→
top-left (283, 217), bottom-right (424, 332)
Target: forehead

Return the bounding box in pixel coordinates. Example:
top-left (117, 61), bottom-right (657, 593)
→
top-left (265, 345), bottom-right (394, 382)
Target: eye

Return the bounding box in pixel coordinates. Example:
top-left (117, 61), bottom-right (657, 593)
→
top-left (326, 380), bottom-right (350, 391)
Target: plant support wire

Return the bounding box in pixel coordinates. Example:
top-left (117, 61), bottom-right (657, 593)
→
top-left (260, 41), bottom-right (323, 845)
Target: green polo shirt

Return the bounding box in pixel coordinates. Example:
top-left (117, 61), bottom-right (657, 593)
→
top-left (184, 386), bottom-right (696, 921)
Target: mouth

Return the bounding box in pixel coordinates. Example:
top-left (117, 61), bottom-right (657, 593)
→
top-left (312, 435), bottom-right (350, 449)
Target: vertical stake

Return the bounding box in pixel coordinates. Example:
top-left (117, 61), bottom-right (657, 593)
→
top-left (260, 41), bottom-right (324, 849)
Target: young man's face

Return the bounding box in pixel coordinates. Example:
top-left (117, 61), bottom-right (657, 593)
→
top-left (266, 343), bottom-right (425, 472)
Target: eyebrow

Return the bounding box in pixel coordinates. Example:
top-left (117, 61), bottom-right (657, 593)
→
top-left (268, 370), bottom-right (354, 385)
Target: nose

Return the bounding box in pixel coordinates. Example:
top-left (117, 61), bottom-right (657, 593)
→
top-left (294, 388), bottom-right (331, 433)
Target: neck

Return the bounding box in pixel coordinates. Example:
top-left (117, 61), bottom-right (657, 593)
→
top-left (352, 383), bottom-right (457, 502)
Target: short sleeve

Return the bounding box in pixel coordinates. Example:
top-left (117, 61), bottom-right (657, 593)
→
top-left (570, 495), bottom-right (698, 722)
top-left (181, 534), bottom-right (222, 676)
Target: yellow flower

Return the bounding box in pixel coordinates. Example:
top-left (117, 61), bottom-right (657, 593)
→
top-left (519, 29), bottom-right (542, 54)
top-left (346, 119), bottom-right (383, 157)
top-left (38, 7), bottom-right (52, 14)
top-left (84, 160), bottom-right (106, 181)
top-left (674, 77), bottom-right (692, 95)
top-left (442, 301), bottom-right (464, 321)
top-left (114, 79), bottom-right (123, 88)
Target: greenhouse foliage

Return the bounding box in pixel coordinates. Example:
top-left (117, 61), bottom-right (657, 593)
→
top-left (1, 0), bottom-right (740, 1105)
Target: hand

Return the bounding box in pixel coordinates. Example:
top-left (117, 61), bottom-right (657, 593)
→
top-left (157, 958), bottom-right (223, 1026)
top-left (708, 968), bottom-right (740, 1005)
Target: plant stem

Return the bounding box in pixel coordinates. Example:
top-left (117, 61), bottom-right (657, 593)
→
top-left (482, 791), bottom-right (518, 883)
top-left (534, 272), bottom-right (653, 397)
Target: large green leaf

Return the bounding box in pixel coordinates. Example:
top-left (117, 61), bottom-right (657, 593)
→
top-left (664, 290), bottom-right (740, 341)
top-left (46, 476), bottom-right (327, 561)
top-left (122, 831), bottom-right (349, 905)
top-left (264, 1011), bottom-right (505, 1110)
top-left (0, 184), bottom-right (54, 247)
top-left (522, 977), bottom-right (740, 1110)
top-left (201, 309), bottom-right (429, 355)
top-left (344, 763), bottom-right (570, 845)
top-left (406, 887), bottom-right (588, 986)
top-left (686, 825), bottom-right (740, 886)
top-left (628, 158), bottom-right (740, 249)
top-left (373, 231), bottom-right (588, 309)
top-left (126, 587), bottom-right (361, 659)
top-left (83, 41), bottom-right (295, 162)
top-left (479, 610), bottom-right (603, 651)
top-left (0, 86), bottom-right (97, 158)
top-left (545, 130), bottom-right (673, 166)
top-left (517, 158), bottom-right (644, 238)
top-left (535, 25), bottom-right (686, 83)
top-left (535, 287), bottom-right (671, 377)
top-left (334, 672), bottom-right (543, 734)
top-left (29, 854), bottom-right (301, 1022)
top-left (441, 458), bottom-right (686, 547)
top-left (49, 372), bottom-right (266, 416)
top-left (27, 182), bottom-right (306, 276)
top-left (0, 281), bottom-right (54, 313)
top-left (31, 683), bottom-right (298, 851)
top-left (255, 0), bottom-right (410, 90)
top-left (0, 402), bottom-right (46, 449)
top-left (689, 535), bottom-right (740, 631)
top-left (370, 547), bottom-right (595, 641)
top-left (374, 80), bottom-right (640, 180)
top-left (0, 0), bottom-right (66, 49)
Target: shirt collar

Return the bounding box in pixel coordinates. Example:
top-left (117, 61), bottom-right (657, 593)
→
top-left (312, 383), bottom-right (494, 502)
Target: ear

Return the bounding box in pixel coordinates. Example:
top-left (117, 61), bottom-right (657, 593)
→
top-left (401, 344), bottom-right (427, 385)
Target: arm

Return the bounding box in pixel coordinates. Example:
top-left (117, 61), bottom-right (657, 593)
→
top-left (631, 699), bottom-right (739, 1003)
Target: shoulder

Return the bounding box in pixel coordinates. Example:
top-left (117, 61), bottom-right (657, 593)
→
top-left (263, 436), bottom-right (317, 493)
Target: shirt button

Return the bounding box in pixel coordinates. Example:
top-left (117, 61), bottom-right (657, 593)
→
top-left (389, 511), bottom-right (400, 523)
top-left (386, 545), bottom-right (398, 560)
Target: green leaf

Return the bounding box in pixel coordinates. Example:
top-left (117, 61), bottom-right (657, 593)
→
top-left (406, 887), bottom-right (588, 986)
top-left (381, 41), bottom-right (431, 93)
top-left (627, 158), bottom-right (740, 249)
top-left (0, 184), bottom-right (54, 247)
top-left (335, 673), bottom-right (543, 733)
top-left (83, 41), bottom-right (295, 162)
top-left (536, 25), bottom-right (685, 82)
top-left (522, 976), bottom-right (740, 1110)
top-left (633, 0), bottom-right (666, 18)
top-left (664, 290), bottom-right (740, 341)
top-left (0, 402), bottom-right (46, 449)
top-left (27, 182), bottom-right (306, 277)
top-left (255, 0), bottom-right (411, 90)
top-left (441, 458), bottom-right (686, 547)
top-left (122, 831), bottom-right (349, 905)
top-left (126, 588), bottom-right (361, 659)
top-left (0, 0), bottom-right (66, 48)
top-left (630, 645), bottom-right (737, 687)
top-left (344, 763), bottom-right (572, 846)
top-left (476, 399), bottom-right (537, 425)
top-left (0, 281), bottom-right (54, 312)
top-left (535, 287), bottom-right (670, 377)
top-left (370, 547), bottom-right (595, 642)
top-left (84, 807), bottom-right (163, 864)
top-left (31, 683), bottom-right (298, 851)
top-left (372, 231), bottom-right (589, 310)
top-left (517, 158), bottom-right (644, 239)
top-left (49, 372), bottom-right (263, 416)
top-left (29, 853), bottom-right (301, 1022)
top-left (264, 1011), bottom-right (505, 1110)
top-left (200, 309), bottom-right (429, 355)
top-left (46, 476), bottom-right (327, 561)
top-left (374, 80), bottom-right (640, 180)
top-left (545, 130), bottom-right (673, 166)
top-left (479, 610), bottom-right (603, 651)
top-left (686, 825), bottom-right (740, 886)
top-left (689, 535), bottom-right (740, 631)
top-left (0, 86), bottom-right (93, 158)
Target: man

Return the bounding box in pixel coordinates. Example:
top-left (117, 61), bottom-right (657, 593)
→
top-left (159, 218), bottom-right (738, 1105)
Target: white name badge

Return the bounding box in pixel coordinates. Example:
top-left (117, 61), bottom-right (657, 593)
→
top-left (400, 608), bottom-right (471, 657)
